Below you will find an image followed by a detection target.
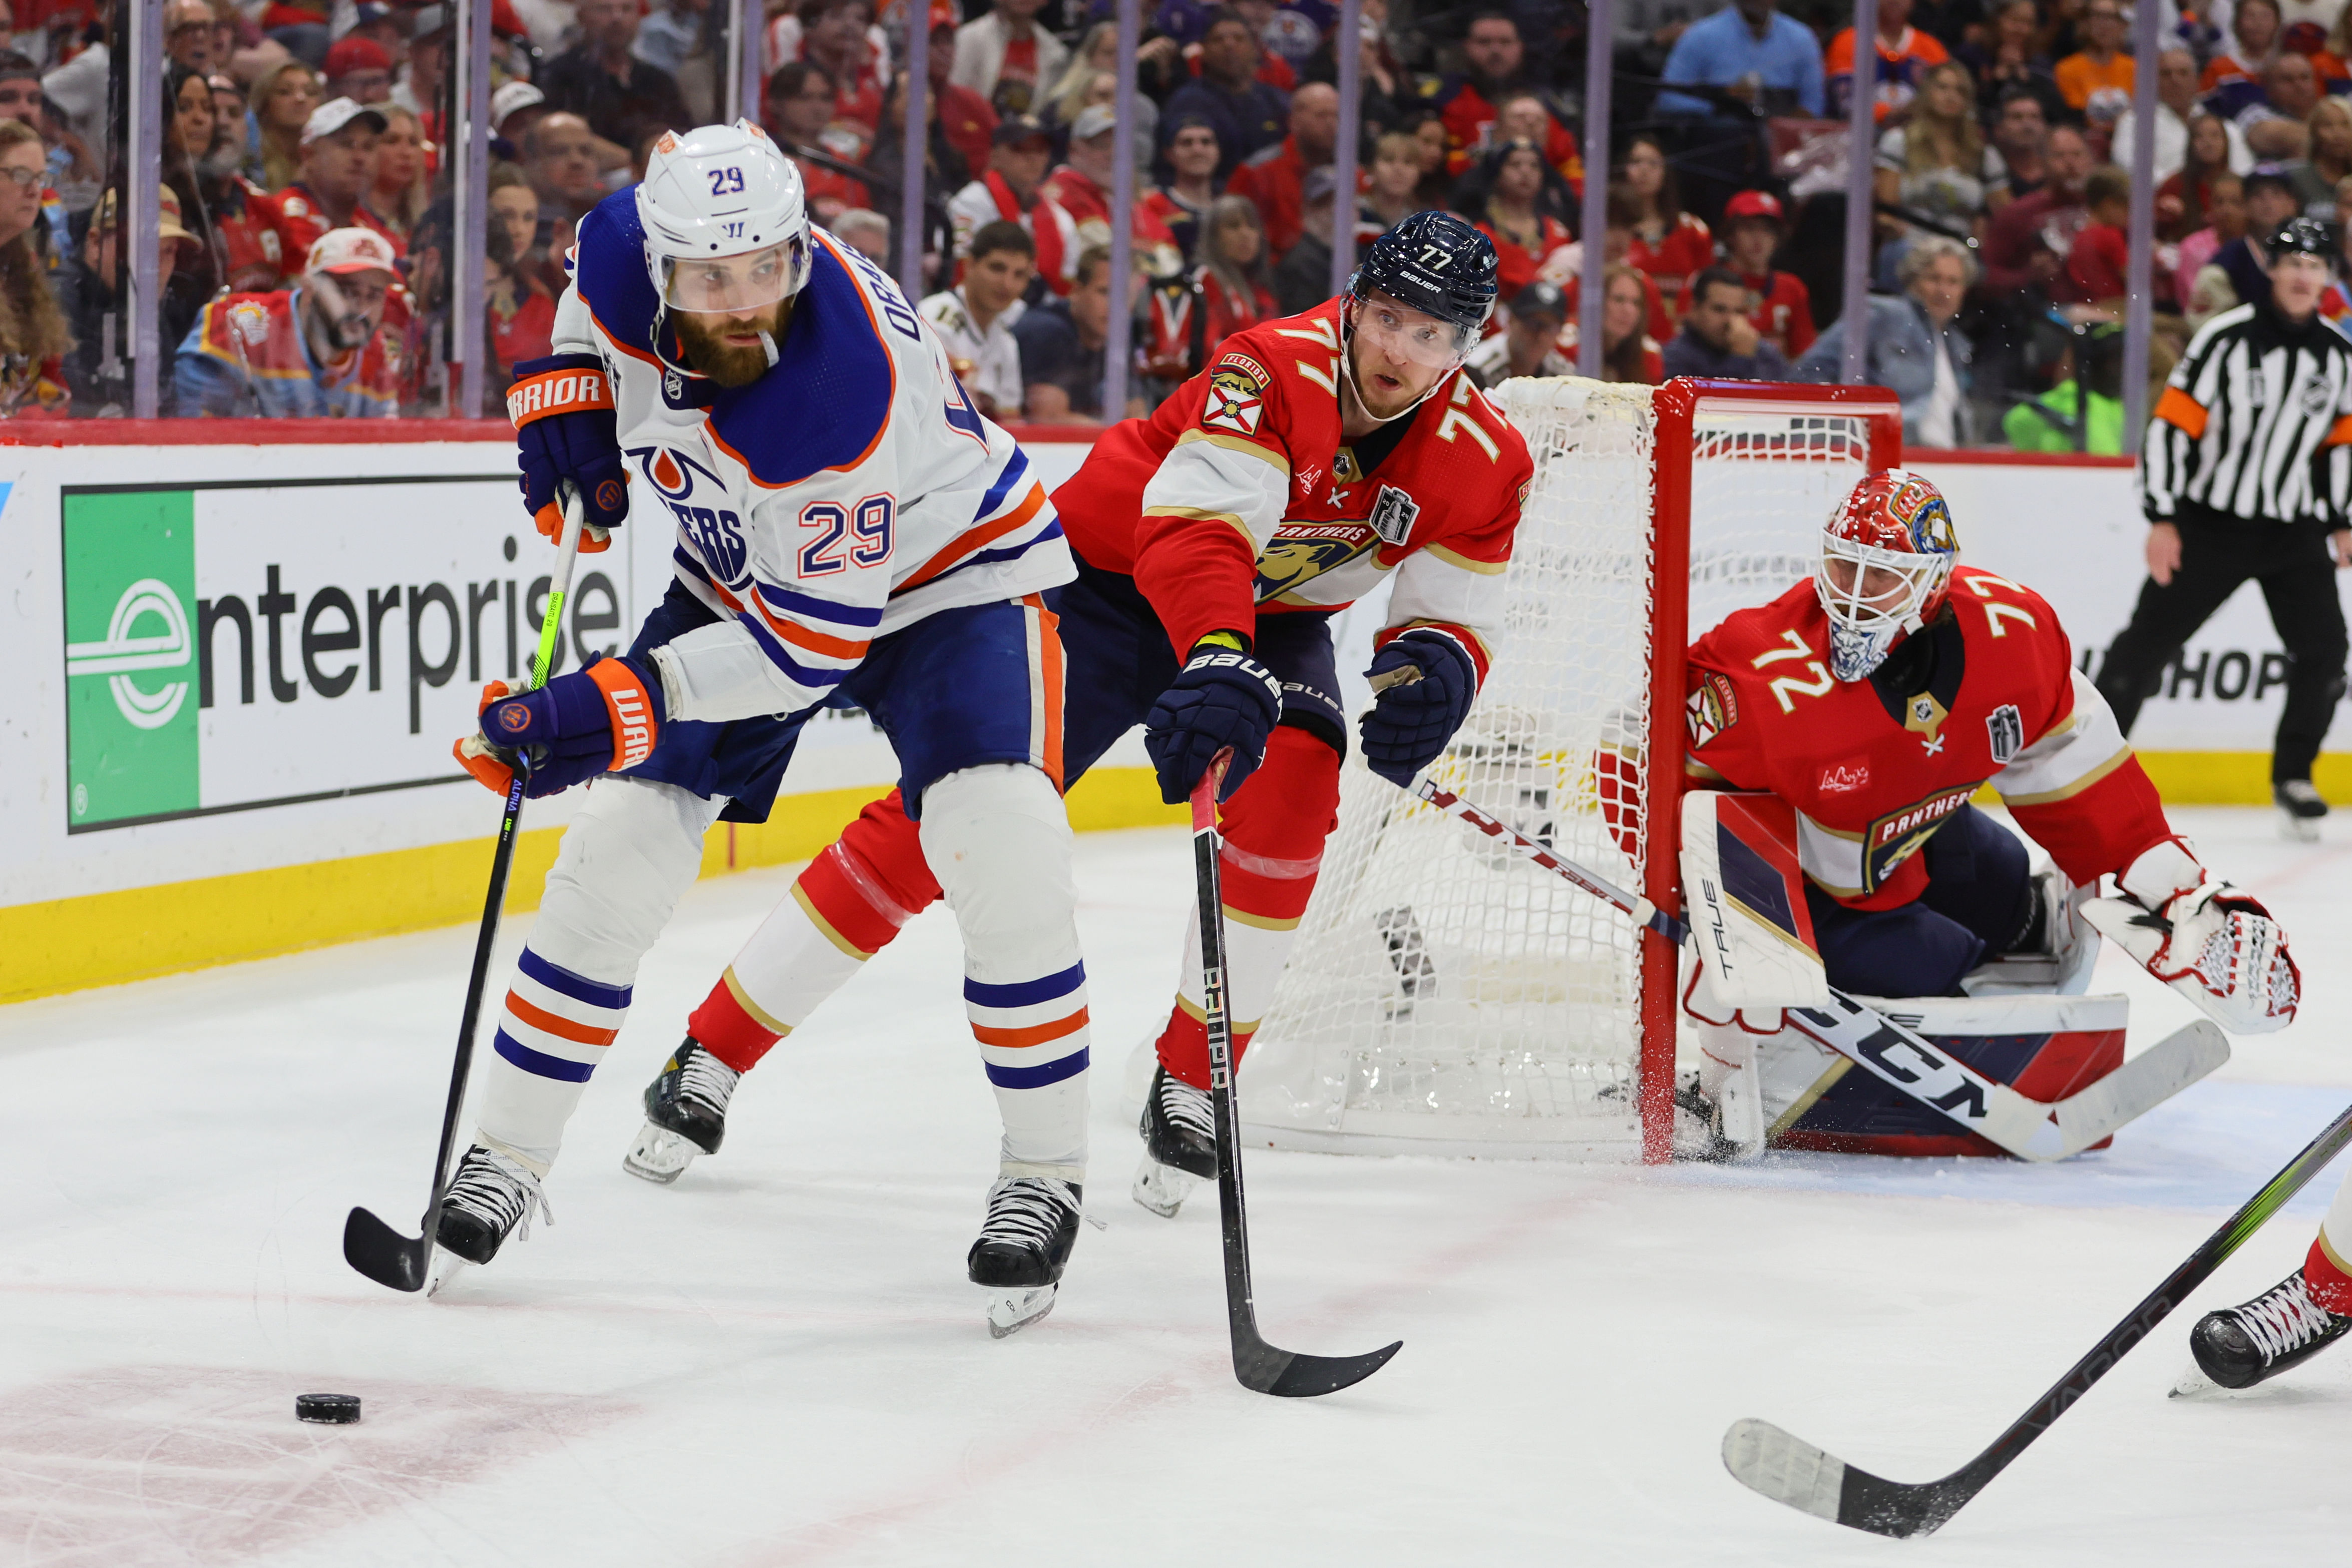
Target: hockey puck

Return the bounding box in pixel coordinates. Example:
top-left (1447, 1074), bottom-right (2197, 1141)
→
top-left (295, 1393), bottom-right (361, 1425)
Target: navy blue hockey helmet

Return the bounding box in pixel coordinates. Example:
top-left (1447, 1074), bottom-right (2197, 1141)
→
top-left (1348, 211), bottom-right (1500, 345)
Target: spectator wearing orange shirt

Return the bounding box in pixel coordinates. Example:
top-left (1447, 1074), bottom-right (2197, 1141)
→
top-left (1825, 0), bottom-right (1950, 121)
top-left (2203, 0), bottom-right (2281, 96)
top-left (1227, 81), bottom-right (1336, 261)
top-left (2055, 0), bottom-right (2134, 118)
top-left (1619, 134), bottom-right (1711, 310)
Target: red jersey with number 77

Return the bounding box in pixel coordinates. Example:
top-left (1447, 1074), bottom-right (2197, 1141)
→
top-left (1682, 567), bottom-right (2174, 911)
top-left (1051, 296), bottom-right (1533, 684)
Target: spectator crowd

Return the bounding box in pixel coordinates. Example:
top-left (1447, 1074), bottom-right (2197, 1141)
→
top-left (1, 0), bottom-right (2334, 442)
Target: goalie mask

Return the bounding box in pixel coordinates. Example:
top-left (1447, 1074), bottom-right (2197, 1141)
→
top-left (1816, 470), bottom-right (1959, 682)
top-left (635, 121), bottom-right (811, 367)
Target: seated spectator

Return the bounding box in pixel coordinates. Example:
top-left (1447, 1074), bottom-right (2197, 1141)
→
top-left (920, 217), bottom-right (1031, 418)
top-left (1362, 129), bottom-right (1422, 233)
top-left (952, 0), bottom-right (1069, 119)
top-left (538, 0), bottom-right (690, 157)
top-left (1489, 91), bottom-right (1583, 196)
top-left (948, 114), bottom-right (1076, 289)
top-left (489, 162), bottom-right (547, 289)
top-left (2003, 319), bottom-right (2128, 454)
top-left (1620, 134), bottom-right (1710, 310)
top-left (267, 98), bottom-right (404, 281)
top-left (1664, 264), bottom-right (1793, 380)
top-left (1015, 242), bottom-right (1132, 423)
top-left (1795, 236), bottom-right (1977, 447)
top-left (1159, 10), bottom-right (1289, 180)
top-left (525, 114), bottom-right (609, 244)
top-left (765, 63), bottom-right (870, 221)
top-left (2060, 163), bottom-right (2132, 302)
top-left (165, 0), bottom-right (218, 75)
top-left (176, 226), bottom-right (403, 418)
top-left (2118, 48), bottom-right (2248, 189)
top-left (1142, 193), bottom-right (1275, 382)
top-left (1043, 103), bottom-right (1118, 228)
top-left (1471, 139), bottom-right (1573, 301)
top-left (2204, 0), bottom-right (2282, 99)
top-left (483, 197), bottom-right (553, 393)
top-left (1228, 82), bottom-right (1334, 261)
top-left (0, 117), bottom-right (59, 416)
top-left (1142, 117), bottom-right (1221, 264)
top-left (1657, 0), bottom-right (1825, 119)
top-left (788, 0), bottom-right (886, 131)
top-left (1685, 189), bottom-right (1816, 356)
top-left (492, 80), bottom-right (548, 147)
top-left (632, 0), bottom-right (709, 82)
top-left (1957, 0), bottom-right (2067, 128)
top-left (1549, 185), bottom-right (1675, 341)
top-left (1825, 0), bottom-right (1949, 122)
top-left (1988, 87), bottom-right (2051, 202)
top-left (2158, 115), bottom-right (2251, 239)
top-left (1430, 12), bottom-right (1543, 176)
top-left (1272, 165), bottom-right (1338, 316)
top-left (1876, 59), bottom-right (2011, 248)
top-left (2173, 169), bottom-right (2247, 297)
top-left (1406, 110), bottom-right (1453, 209)
top-left (2290, 96), bottom-right (2352, 212)
top-left (1978, 122), bottom-right (2092, 297)
top-left (246, 58), bottom-right (319, 191)
top-left (60, 185), bottom-right (198, 412)
top-left (1465, 278), bottom-right (1570, 387)
top-left (2233, 51), bottom-right (2323, 160)
top-left (1045, 22), bottom-right (1158, 163)
top-left (1559, 262), bottom-right (1665, 384)
top-left (2055, 0), bottom-right (2134, 119)
top-left (832, 207), bottom-right (891, 264)
top-left (323, 34), bottom-right (392, 105)
top-left (369, 104), bottom-right (429, 243)
top-left (2216, 166), bottom-right (2303, 307)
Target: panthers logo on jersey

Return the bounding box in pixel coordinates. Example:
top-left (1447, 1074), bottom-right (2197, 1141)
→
top-left (1254, 522), bottom-right (1378, 602)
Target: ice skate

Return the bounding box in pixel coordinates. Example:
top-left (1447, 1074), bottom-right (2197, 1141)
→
top-left (2277, 780), bottom-right (2328, 843)
top-left (434, 1144), bottom-right (552, 1267)
top-left (969, 1175), bottom-right (1082, 1338)
top-left (1132, 1065), bottom-right (1216, 1217)
top-left (622, 1036), bottom-right (740, 1185)
top-left (2189, 1269), bottom-right (2352, 1389)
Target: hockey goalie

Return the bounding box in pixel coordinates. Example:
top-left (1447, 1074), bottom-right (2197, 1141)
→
top-left (1676, 469), bottom-right (2300, 1158)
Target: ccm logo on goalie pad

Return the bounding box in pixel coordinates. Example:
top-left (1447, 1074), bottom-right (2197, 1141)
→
top-left (1203, 367), bottom-right (1266, 436)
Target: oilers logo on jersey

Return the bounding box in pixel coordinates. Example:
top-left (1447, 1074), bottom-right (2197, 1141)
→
top-left (631, 444), bottom-right (750, 587)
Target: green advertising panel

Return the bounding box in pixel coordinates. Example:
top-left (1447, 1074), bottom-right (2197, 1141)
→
top-left (63, 489), bottom-right (199, 829)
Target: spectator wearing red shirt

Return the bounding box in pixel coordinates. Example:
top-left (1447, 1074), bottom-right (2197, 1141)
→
top-left (1978, 121), bottom-right (2092, 295)
top-left (1620, 134), bottom-right (1711, 311)
top-left (1555, 185), bottom-right (1675, 342)
top-left (1042, 102), bottom-right (1181, 268)
top-left (1680, 189), bottom-right (1817, 357)
top-left (1142, 115), bottom-right (1222, 265)
top-left (1428, 11), bottom-right (1571, 178)
top-left (765, 62), bottom-right (870, 221)
top-left (1826, 0), bottom-right (1950, 121)
top-left (789, 0), bottom-right (887, 131)
top-left (922, 9), bottom-right (999, 184)
top-left (951, 0), bottom-right (1069, 118)
top-left (1227, 81), bottom-right (1336, 261)
top-left (1472, 139), bottom-right (1572, 300)
top-left (1488, 92), bottom-right (1584, 197)
top-left (1560, 262), bottom-right (1667, 384)
top-left (1142, 193), bottom-right (1276, 383)
top-left (2060, 164), bottom-right (2133, 302)
top-left (264, 97), bottom-right (405, 287)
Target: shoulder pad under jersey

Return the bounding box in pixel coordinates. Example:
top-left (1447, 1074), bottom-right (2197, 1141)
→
top-left (571, 189), bottom-right (665, 366)
top-left (706, 238), bottom-right (895, 488)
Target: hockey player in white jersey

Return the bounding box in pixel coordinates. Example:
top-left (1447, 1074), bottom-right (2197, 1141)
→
top-left (441, 122), bottom-right (1089, 1334)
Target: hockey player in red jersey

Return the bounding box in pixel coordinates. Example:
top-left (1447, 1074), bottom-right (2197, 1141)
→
top-left (1679, 470), bottom-right (2299, 1145)
top-left (619, 212), bottom-right (1533, 1219)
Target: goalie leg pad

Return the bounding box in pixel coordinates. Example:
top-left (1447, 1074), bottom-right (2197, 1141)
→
top-left (474, 776), bottom-right (725, 1171)
top-left (923, 763), bottom-right (1091, 1180)
top-left (1680, 791), bottom-right (1829, 1013)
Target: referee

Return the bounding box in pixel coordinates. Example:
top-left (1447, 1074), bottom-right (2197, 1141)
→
top-left (2097, 217), bottom-right (2352, 837)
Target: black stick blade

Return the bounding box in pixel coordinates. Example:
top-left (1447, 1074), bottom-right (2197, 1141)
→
top-left (1235, 1331), bottom-right (1403, 1397)
top-left (1722, 1419), bottom-right (1956, 1539)
top-left (343, 1206), bottom-right (430, 1293)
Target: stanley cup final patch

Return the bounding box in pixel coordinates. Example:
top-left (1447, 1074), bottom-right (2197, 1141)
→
top-left (1369, 483), bottom-right (1420, 545)
top-left (1986, 703), bottom-right (2024, 765)
top-left (1202, 361), bottom-right (1267, 436)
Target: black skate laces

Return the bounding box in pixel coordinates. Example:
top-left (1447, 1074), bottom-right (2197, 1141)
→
top-left (444, 1147), bottom-right (554, 1245)
top-left (676, 1044), bottom-right (740, 1114)
top-left (978, 1178), bottom-right (1079, 1253)
top-left (2231, 1275), bottom-right (2340, 1360)
top-left (1156, 1073), bottom-right (1217, 1141)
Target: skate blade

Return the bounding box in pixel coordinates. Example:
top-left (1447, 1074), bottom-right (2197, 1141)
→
top-left (985, 1284), bottom-right (1057, 1339)
top-left (426, 1250), bottom-right (471, 1299)
top-left (1131, 1155), bottom-right (1198, 1219)
top-left (622, 1122), bottom-right (699, 1185)
top-left (2168, 1361), bottom-right (2251, 1399)
top-left (2280, 812), bottom-right (2323, 843)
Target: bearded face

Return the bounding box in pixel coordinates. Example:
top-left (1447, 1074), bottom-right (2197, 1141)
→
top-left (672, 299), bottom-right (790, 387)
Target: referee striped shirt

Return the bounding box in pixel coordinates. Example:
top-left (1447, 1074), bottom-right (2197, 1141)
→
top-left (2141, 301), bottom-right (2352, 528)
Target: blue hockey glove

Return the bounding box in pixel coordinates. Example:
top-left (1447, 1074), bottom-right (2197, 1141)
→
top-left (1358, 631), bottom-right (1477, 786)
top-left (455, 654), bottom-right (666, 800)
top-left (1145, 637), bottom-right (1284, 804)
top-left (509, 352), bottom-right (628, 553)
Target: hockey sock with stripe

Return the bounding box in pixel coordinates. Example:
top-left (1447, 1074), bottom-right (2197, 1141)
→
top-left (2307, 1166), bottom-right (2352, 1314)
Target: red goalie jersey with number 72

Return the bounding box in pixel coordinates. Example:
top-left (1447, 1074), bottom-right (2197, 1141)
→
top-left (1683, 566), bottom-right (2175, 911)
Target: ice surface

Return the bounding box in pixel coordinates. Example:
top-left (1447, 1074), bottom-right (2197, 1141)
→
top-left (5, 807), bottom-right (2352, 1566)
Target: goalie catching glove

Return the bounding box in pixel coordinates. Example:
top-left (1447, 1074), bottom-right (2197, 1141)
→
top-left (455, 654), bottom-right (665, 799)
top-left (509, 352), bottom-right (628, 553)
top-left (2082, 838), bottom-right (2299, 1033)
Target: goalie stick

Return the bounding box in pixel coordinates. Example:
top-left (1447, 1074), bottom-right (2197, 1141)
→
top-left (1192, 751), bottom-right (1403, 1396)
top-left (342, 491), bottom-right (587, 1293)
top-left (1722, 1095), bottom-right (2352, 1536)
top-left (1398, 775), bottom-right (2228, 1161)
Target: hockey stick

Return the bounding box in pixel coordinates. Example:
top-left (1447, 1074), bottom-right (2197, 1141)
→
top-left (343, 492), bottom-right (587, 1292)
top-left (1723, 1096), bottom-right (2352, 1536)
top-left (1192, 750), bottom-right (1403, 1396)
top-left (1398, 775), bottom-right (2225, 1161)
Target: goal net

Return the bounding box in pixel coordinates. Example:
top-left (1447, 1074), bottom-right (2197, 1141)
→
top-left (1238, 378), bottom-right (1903, 1161)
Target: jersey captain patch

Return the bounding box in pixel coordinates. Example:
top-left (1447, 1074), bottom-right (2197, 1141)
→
top-left (1203, 365), bottom-right (1265, 435)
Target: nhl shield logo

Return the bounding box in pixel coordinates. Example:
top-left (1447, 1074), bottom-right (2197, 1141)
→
top-left (1370, 484), bottom-right (1420, 546)
top-left (1987, 703), bottom-right (2024, 765)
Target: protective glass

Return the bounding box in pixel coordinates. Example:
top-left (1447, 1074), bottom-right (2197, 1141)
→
top-left (662, 240), bottom-right (806, 313)
top-left (1351, 295), bottom-right (1470, 367)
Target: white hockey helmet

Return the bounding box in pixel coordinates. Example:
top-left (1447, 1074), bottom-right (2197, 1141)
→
top-left (635, 120), bottom-right (812, 313)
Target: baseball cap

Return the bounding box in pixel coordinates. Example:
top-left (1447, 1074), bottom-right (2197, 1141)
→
top-left (1071, 104), bottom-right (1117, 142)
top-left (324, 35), bottom-right (390, 78)
top-left (1722, 189), bottom-right (1784, 224)
top-left (92, 186), bottom-right (202, 254)
top-left (492, 80), bottom-right (545, 126)
top-left (992, 114), bottom-right (1051, 148)
top-left (1509, 279), bottom-right (1567, 323)
top-left (305, 226), bottom-right (400, 276)
top-left (303, 96), bottom-right (389, 145)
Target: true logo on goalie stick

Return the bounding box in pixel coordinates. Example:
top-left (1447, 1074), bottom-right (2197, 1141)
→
top-left (1370, 484), bottom-right (1420, 546)
top-left (1687, 672), bottom-right (1739, 748)
top-left (1203, 365), bottom-right (1265, 436)
top-left (1987, 703), bottom-right (2024, 765)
